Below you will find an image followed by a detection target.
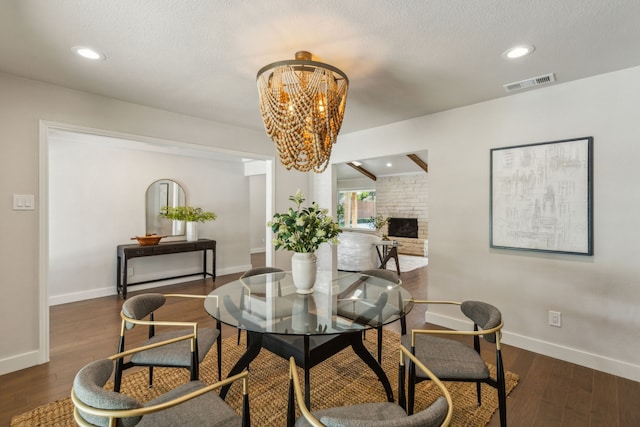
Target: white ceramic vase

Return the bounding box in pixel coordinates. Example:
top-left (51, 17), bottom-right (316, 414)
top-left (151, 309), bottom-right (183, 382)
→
top-left (291, 252), bottom-right (317, 294)
top-left (186, 221), bottom-right (198, 241)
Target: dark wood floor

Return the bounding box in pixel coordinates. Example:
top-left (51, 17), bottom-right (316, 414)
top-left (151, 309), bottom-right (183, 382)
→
top-left (1, 254), bottom-right (638, 426)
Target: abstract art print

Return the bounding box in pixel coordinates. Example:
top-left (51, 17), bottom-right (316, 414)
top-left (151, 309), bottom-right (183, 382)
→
top-left (490, 137), bottom-right (593, 255)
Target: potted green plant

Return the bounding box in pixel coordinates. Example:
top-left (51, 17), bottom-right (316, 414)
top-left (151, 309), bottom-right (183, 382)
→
top-left (160, 205), bottom-right (217, 241)
top-left (368, 214), bottom-right (391, 239)
top-left (268, 190), bottom-right (342, 293)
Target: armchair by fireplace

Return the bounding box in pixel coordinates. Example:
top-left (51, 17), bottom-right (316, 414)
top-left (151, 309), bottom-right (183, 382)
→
top-left (337, 231), bottom-right (381, 272)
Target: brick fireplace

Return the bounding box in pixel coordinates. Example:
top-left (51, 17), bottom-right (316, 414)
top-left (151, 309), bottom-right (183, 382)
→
top-left (375, 174), bottom-right (428, 256)
top-left (388, 217), bottom-right (418, 238)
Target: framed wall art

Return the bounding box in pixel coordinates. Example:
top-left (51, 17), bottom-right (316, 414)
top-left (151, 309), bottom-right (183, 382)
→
top-left (490, 137), bottom-right (593, 255)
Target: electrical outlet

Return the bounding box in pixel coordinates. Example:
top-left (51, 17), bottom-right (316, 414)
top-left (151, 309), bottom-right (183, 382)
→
top-left (548, 310), bottom-right (562, 327)
top-left (13, 194), bottom-right (35, 210)
top-left (127, 267), bottom-right (134, 276)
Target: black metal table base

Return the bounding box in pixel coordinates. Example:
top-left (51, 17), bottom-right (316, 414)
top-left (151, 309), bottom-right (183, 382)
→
top-left (219, 330), bottom-right (394, 409)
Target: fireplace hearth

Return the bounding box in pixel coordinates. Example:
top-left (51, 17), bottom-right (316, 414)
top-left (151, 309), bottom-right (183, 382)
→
top-left (388, 218), bottom-right (418, 239)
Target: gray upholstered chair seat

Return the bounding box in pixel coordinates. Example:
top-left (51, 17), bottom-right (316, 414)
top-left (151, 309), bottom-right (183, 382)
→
top-left (404, 300), bottom-right (505, 426)
top-left (294, 402), bottom-right (405, 427)
top-left (130, 327), bottom-right (217, 366)
top-left (288, 347), bottom-right (452, 427)
top-left (115, 293), bottom-right (222, 392)
top-left (72, 355), bottom-right (246, 427)
top-left (401, 333), bottom-right (489, 380)
top-left (295, 399), bottom-right (448, 427)
top-left (138, 380), bottom-right (241, 427)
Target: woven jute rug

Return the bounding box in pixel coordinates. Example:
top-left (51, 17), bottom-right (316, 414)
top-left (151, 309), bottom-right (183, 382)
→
top-left (11, 330), bottom-right (518, 426)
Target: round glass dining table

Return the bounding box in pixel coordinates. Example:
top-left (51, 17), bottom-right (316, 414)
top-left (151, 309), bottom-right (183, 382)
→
top-left (204, 270), bottom-right (413, 408)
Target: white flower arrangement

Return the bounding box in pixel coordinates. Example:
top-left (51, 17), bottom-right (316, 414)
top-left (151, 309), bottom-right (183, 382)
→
top-left (268, 190), bottom-right (342, 253)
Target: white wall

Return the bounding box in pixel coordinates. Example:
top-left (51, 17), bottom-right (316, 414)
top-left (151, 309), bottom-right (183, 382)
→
top-left (0, 72), bottom-right (296, 375)
top-left (331, 66), bottom-right (640, 381)
top-left (48, 132), bottom-right (251, 305)
top-left (272, 168), bottom-right (311, 270)
top-left (337, 177), bottom-right (373, 191)
top-left (249, 174), bottom-right (267, 253)
top-left (310, 167), bottom-right (339, 273)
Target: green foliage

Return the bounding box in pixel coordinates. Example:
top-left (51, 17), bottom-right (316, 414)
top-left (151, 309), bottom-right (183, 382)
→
top-left (358, 191), bottom-right (374, 201)
top-left (268, 190), bottom-right (342, 253)
top-left (336, 203), bottom-right (345, 223)
top-left (368, 214), bottom-right (390, 230)
top-left (159, 205), bottom-right (217, 223)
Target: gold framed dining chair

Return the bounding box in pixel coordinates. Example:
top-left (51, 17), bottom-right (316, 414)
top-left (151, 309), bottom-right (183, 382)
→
top-left (358, 269), bottom-right (403, 363)
top-left (71, 337), bottom-right (249, 427)
top-left (402, 300), bottom-right (506, 427)
top-left (236, 267), bottom-right (285, 345)
top-left (114, 293), bottom-right (221, 392)
top-left (287, 345), bottom-right (452, 427)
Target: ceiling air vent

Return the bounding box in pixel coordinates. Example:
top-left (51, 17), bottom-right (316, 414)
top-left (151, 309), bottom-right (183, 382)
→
top-left (503, 73), bottom-right (556, 92)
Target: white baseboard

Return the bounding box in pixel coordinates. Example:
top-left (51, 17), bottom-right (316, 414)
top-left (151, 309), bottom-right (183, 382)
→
top-left (49, 264), bottom-right (253, 306)
top-left (0, 349), bottom-right (45, 376)
top-left (50, 287), bottom-right (115, 306)
top-left (424, 311), bottom-right (640, 382)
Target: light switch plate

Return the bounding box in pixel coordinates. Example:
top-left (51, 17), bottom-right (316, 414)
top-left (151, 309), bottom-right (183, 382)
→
top-left (13, 194), bottom-right (35, 210)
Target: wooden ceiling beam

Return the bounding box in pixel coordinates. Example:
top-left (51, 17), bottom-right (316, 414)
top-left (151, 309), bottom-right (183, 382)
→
top-left (407, 153), bottom-right (428, 173)
top-left (347, 162), bottom-right (377, 181)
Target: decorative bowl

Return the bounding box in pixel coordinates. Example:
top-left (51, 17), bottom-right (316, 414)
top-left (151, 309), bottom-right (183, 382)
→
top-left (131, 234), bottom-right (166, 246)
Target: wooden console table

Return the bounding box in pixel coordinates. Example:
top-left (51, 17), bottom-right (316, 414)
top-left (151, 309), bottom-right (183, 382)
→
top-left (116, 239), bottom-right (216, 299)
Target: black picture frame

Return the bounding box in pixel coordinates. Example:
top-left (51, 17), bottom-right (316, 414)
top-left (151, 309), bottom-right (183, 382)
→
top-left (490, 137), bottom-right (593, 255)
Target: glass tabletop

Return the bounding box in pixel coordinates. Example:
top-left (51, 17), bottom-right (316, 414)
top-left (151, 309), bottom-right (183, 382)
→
top-left (204, 271), bottom-right (413, 336)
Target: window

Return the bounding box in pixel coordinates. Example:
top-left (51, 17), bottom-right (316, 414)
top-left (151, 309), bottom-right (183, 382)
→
top-left (337, 190), bottom-right (376, 229)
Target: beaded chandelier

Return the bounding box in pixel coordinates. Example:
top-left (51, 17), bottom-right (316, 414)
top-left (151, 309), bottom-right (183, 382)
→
top-left (257, 51), bottom-right (349, 173)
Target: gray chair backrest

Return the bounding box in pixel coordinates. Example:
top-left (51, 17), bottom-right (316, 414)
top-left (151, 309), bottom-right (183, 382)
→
top-left (73, 359), bottom-right (142, 427)
top-left (319, 396), bottom-right (449, 427)
top-left (351, 292), bottom-right (389, 326)
top-left (240, 266), bottom-right (284, 278)
top-left (223, 294), bottom-right (263, 331)
top-left (360, 269), bottom-right (401, 284)
top-left (460, 300), bottom-right (502, 343)
top-left (121, 293), bottom-right (166, 330)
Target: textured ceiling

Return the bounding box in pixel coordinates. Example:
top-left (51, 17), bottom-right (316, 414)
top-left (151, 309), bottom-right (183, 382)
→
top-left (2, 0), bottom-right (640, 177)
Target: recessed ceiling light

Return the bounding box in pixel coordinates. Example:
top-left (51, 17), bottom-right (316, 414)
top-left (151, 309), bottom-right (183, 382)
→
top-left (502, 44), bottom-right (535, 60)
top-left (386, 162), bottom-right (392, 167)
top-left (72, 46), bottom-right (106, 61)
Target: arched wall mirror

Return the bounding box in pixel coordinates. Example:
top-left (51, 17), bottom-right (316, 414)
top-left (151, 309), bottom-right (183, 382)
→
top-left (146, 179), bottom-right (186, 236)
